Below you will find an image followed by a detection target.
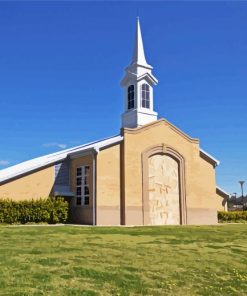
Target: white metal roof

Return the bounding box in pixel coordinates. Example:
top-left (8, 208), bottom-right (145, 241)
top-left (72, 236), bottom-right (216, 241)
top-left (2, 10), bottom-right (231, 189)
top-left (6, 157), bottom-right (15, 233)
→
top-left (0, 135), bottom-right (123, 184)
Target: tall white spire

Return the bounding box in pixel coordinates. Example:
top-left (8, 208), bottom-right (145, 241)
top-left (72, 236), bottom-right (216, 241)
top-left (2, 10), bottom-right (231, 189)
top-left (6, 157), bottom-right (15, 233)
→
top-left (120, 18), bottom-right (158, 129)
top-left (131, 17), bottom-right (149, 67)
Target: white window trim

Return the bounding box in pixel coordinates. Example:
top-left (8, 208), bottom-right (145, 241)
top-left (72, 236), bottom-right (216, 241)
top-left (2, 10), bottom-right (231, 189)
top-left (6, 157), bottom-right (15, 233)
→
top-left (76, 165), bottom-right (90, 207)
top-left (141, 83), bottom-right (150, 109)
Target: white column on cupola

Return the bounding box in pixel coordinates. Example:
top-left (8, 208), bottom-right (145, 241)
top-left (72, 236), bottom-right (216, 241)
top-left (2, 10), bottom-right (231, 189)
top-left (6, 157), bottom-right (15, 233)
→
top-left (121, 17), bottom-right (158, 128)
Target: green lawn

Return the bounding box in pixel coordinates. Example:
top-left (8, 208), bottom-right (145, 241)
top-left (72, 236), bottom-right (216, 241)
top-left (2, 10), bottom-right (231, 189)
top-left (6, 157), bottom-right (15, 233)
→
top-left (0, 225), bottom-right (247, 296)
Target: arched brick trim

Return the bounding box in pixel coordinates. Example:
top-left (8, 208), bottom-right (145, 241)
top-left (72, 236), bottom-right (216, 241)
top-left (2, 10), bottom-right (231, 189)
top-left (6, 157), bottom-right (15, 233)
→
top-left (142, 144), bottom-right (187, 225)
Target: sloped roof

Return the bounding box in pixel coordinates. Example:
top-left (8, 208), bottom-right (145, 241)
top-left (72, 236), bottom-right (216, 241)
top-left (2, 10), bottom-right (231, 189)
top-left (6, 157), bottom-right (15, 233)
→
top-left (0, 132), bottom-right (220, 185)
top-left (0, 135), bottom-right (123, 184)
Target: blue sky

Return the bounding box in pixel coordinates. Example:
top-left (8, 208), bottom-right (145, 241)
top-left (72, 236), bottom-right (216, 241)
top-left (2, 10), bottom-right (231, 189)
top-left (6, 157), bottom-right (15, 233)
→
top-left (0, 1), bottom-right (246, 196)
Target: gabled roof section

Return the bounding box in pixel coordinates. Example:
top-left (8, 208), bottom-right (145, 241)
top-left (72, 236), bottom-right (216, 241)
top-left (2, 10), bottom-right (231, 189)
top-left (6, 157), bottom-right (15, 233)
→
top-left (137, 72), bottom-right (158, 85)
top-left (121, 71), bottom-right (158, 87)
top-left (0, 135), bottom-right (123, 184)
top-left (122, 118), bottom-right (220, 167)
top-left (122, 118), bottom-right (199, 144)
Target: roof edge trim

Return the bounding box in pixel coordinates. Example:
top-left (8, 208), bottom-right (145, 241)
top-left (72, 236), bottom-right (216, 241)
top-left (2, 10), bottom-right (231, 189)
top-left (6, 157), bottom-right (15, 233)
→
top-left (200, 148), bottom-right (220, 167)
top-left (216, 186), bottom-right (230, 197)
top-left (0, 135), bottom-right (123, 184)
top-left (122, 118), bottom-right (199, 144)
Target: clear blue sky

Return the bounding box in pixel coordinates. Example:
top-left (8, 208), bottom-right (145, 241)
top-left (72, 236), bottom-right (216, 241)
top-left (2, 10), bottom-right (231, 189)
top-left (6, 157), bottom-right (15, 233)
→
top-left (0, 1), bottom-right (246, 196)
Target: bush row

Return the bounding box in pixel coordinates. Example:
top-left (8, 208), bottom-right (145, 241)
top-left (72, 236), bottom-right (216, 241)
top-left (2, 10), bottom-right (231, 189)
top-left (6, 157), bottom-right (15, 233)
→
top-left (0, 197), bottom-right (68, 224)
top-left (218, 211), bottom-right (247, 223)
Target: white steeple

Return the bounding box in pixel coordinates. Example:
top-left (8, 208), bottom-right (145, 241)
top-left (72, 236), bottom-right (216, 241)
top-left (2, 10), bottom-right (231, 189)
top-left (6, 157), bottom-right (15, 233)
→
top-left (121, 18), bottom-right (158, 129)
top-left (132, 17), bottom-right (149, 67)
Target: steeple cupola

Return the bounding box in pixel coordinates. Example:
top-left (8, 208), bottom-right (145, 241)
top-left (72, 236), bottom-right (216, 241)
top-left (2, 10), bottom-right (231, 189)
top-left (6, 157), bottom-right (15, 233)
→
top-left (121, 18), bottom-right (158, 128)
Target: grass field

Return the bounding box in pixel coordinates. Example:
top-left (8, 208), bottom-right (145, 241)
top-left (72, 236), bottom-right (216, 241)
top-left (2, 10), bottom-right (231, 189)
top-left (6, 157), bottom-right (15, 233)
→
top-left (0, 224), bottom-right (247, 296)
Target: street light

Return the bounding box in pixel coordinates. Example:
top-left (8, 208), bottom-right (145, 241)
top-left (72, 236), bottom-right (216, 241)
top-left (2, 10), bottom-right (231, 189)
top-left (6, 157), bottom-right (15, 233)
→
top-left (239, 181), bottom-right (245, 210)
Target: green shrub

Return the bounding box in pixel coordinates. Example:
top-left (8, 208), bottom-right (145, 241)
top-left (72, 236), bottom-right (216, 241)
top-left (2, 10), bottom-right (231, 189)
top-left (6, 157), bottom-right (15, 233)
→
top-left (0, 197), bottom-right (68, 224)
top-left (218, 211), bottom-right (247, 223)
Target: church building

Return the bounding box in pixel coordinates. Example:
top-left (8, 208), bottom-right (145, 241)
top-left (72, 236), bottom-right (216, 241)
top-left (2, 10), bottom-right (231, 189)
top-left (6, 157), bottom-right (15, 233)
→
top-left (0, 19), bottom-right (228, 225)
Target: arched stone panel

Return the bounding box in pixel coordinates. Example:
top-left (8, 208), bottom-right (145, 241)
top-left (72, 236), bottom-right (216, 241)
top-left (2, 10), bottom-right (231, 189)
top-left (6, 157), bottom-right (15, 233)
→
top-left (148, 154), bottom-right (180, 225)
top-left (142, 144), bottom-right (187, 225)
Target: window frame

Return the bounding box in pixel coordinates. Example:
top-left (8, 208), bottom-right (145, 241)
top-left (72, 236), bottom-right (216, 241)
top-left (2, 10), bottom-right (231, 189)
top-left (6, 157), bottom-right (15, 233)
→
top-left (141, 83), bottom-right (150, 109)
top-left (76, 165), bottom-right (90, 206)
top-left (127, 85), bottom-right (135, 110)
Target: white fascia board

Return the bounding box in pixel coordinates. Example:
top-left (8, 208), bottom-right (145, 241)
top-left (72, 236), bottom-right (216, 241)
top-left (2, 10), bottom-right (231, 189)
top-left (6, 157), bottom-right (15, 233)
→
top-left (137, 72), bottom-right (158, 85)
top-left (200, 148), bottom-right (220, 166)
top-left (96, 135), bottom-right (123, 151)
top-left (69, 135), bottom-right (123, 158)
top-left (0, 135), bottom-right (123, 184)
top-left (0, 153), bottom-right (67, 183)
top-left (69, 149), bottom-right (95, 159)
top-left (216, 186), bottom-right (230, 197)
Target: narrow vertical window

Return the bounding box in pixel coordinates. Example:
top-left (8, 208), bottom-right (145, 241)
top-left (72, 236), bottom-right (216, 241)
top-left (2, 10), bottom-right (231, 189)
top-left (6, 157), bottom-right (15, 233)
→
top-left (76, 165), bottom-right (90, 206)
top-left (128, 85), bottom-right (134, 109)
top-left (141, 84), bottom-right (150, 109)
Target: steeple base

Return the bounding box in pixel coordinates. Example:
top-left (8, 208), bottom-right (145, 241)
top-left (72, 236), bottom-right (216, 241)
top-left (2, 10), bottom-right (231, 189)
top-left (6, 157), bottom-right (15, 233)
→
top-left (121, 109), bottom-right (157, 128)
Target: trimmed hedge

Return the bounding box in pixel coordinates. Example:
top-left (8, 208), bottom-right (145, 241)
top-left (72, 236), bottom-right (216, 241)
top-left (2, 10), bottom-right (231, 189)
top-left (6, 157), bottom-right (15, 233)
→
top-left (218, 211), bottom-right (247, 223)
top-left (0, 197), bottom-right (68, 224)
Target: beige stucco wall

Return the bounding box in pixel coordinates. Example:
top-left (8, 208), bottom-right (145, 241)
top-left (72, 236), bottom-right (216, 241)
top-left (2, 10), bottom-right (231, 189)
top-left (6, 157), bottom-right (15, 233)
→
top-left (0, 119), bottom-right (220, 226)
top-left (0, 166), bottom-right (54, 200)
top-left (215, 192), bottom-right (228, 211)
top-left (70, 154), bottom-right (94, 224)
top-left (96, 144), bottom-right (121, 225)
top-left (122, 119), bottom-right (218, 225)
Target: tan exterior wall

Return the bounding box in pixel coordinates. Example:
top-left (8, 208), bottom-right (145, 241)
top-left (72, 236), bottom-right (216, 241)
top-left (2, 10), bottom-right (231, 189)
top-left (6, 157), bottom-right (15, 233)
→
top-left (0, 166), bottom-right (54, 200)
top-left (186, 154), bottom-right (218, 224)
top-left (70, 154), bottom-right (94, 224)
top-left (96, 144), bottom-right (121, 225)
top-left (0, 119), bottom-right (220, 226)
top-left (122, 119), bottom-right (218, 225)
top-left (215, 192), bottom-right (228, 211)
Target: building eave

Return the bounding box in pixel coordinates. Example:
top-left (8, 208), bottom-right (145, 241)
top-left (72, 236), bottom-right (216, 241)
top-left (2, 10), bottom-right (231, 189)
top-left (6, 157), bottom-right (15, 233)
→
top-left (0, 135), bottom-right (123, 184)
top-left (137, 72), bottom-right (158, 85)
top-left (199, 148), bottom-right (220, 168)
top-left (216, 186), bottom-right (230, 198)
top-left (120, 70), bottom-right (158, 87)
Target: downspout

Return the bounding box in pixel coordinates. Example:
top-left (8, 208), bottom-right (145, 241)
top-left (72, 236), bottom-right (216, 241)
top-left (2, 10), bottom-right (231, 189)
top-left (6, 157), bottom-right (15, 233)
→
top-left (92, 147), bottom-right (99, 226)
